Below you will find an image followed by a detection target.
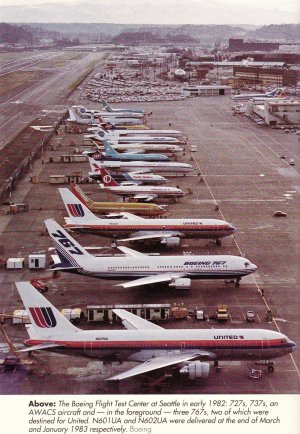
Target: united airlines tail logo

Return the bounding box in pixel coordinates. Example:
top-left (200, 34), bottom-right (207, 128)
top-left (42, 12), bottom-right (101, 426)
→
top-left (67, 203), bottom-right (84, 217)
top-left (29, 307), bottom-right (57, 328)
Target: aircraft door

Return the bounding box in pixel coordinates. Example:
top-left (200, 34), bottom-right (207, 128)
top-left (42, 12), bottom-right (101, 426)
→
top-left (262, 339), bottom-right (269, 350)
top-left (181, 342), bottom-right (185, 350)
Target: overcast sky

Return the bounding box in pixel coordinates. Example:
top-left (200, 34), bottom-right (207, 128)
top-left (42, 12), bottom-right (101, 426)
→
top-left (0, 0), bottom-right (299, 25)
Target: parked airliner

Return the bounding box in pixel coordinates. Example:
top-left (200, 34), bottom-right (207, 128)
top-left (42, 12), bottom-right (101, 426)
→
top-left (88, 165), bottom-right (168, 184)
top-left (98, 167), bottom-right (185, 201)
top-left (92, 123), bottom-right (185, 138)
top-left (100, 99), bottom-right (147, 115)
top-left (93, 128), bottom-right (181, 144)
top-left (231, 88), bottom-right (285, 102)
top-left (16, 282), bottom-right (295, 381)
top-left (70, 184), bottom-right (167, 217)
top-left (45, 219), bottom-right (257, 288)
top-left (71, 105), bottom-right (144, 119)
top-left (89, 157), bottom-right (194, 174)
top-left (68, 108), bottom-right (143, 127)
top-left (84, 137), bottom-right (184, 153)
top-left (59, 188), bottom-right (236, 247)
top-left (102, 140), bottom-right (170, 162)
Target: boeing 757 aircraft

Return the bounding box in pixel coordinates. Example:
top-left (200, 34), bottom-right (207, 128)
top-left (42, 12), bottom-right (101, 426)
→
top-left (59, 188), bottom-right (236, 247)
top-left (15, 282), bottom-right (295, 381)
top-left (45, 219), bottom-right (256, 288)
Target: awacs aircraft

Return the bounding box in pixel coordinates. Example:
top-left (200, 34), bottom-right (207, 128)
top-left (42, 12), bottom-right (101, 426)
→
top-left (85, 136), bottom-right (184, 154)
top-left (92, 128), bottom-right (181, 145)
top-left (89, 156), bottom-right (194, 174)
top-left (97, 167), bottom-right (185, 201)
top-left (68, 108), bottom-right (143, 127)
top-left (231, 88), bottom-right (285, 102)
top-left (15, 281), bottom-right (295, 381)
top-left (102, 140), bottom-right (170, 162)
top-left (45, 219), bottom-right (257, 288)
top-left (100, 99), bottom-right (146, 115)
top-left (60, 188), bottom-right (236, 247)
top-left (70, 184), bottom-right (167, 217)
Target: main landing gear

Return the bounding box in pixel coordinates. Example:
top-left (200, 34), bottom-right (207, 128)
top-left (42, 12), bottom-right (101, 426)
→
top-left (225, 277), bottom-right (241, 287)
top-left (215, 239), bottom-right (222, 247)
top-left (255, 360), bottom-right (275, 372)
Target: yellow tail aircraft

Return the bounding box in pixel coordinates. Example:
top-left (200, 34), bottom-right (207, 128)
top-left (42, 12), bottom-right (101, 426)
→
top-left (70, 184), bottom-right (167, 217)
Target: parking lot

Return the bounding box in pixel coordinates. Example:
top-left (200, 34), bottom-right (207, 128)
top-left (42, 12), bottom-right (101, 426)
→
top-left (0, 94), bottom-right (299, 394)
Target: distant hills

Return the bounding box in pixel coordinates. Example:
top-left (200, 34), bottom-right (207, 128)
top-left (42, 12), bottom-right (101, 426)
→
top-left (0, 23), bottom-right (33, 44)
top-left (1, 22), bottom-right (299, 45)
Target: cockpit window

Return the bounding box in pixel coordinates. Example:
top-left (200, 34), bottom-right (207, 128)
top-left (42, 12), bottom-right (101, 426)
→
top-left (245, 262), bottom-right (250, 267)
top-left (281, 338), bottom-right (287, 343)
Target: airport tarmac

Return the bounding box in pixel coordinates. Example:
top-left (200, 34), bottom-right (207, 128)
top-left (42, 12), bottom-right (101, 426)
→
top-left (0, 91), bottom-right (299, 394)
top-left (0, 50), bottom-right (107, 149)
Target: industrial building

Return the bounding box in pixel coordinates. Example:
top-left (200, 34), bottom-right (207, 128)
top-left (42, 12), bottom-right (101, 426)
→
top-left (247, 100), bottom-right (300, 126)
top-left (233, 65), bottom-right (300, 87)
top-left (229, 38), bottom-right (280, 52)
top-left (182, 84), bottom-right (231, 97)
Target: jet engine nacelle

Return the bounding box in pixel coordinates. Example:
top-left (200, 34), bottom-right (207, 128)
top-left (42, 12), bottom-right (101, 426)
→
top-left (161, 237), bottom-right (181, 247)
top-left (180, 361), bottom-right (210, 379)
top-left (169, 278), bottom-right (191, 290)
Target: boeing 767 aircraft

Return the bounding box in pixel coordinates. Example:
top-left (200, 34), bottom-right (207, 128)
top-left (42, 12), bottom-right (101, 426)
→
top-left (15, 282), bottom-right (295, 381)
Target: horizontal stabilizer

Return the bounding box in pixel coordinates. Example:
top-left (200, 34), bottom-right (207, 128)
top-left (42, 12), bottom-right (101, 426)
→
top-left (117, 246), bottom-right (148, 257)
top-left (17, 343), bottom-right (63, 352)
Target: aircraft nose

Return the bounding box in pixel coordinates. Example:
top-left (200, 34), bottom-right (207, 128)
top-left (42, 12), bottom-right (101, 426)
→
top-left (290, 341), bottom-right (297, 352)
top-left (250, 263), bottom-right (258, 272)
top-left (228, 223), bottom-right (236, 233)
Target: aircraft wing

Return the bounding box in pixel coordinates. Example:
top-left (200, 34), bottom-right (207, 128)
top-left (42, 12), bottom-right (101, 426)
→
top-left (117, 246), bottom-right (148, 257)
top-left (125, 149), bottom-right (146, 154)
top-left (133, 194), bottom-right (156, 202)
top-left (107, 352), bottom-right (202, 381)
top-left (119, 232), bottom-right (182, 242)
top-left (116, 272), bottom-right (186, 289)
top-left (113, 309), bottom-right (163, 331)
top-left (17, 343), bottom-right (64, 352)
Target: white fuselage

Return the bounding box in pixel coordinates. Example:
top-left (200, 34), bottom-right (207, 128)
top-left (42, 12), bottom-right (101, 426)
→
top-left (64, 218), bottom-right (236, 240)
top-left (53, 253), bottom-right (257, 281)
top-left (101, 185), bottom-right (184, 198)
top-left (24, 328), bottom-right (295, 363)
top-left (93, 160), bottom-right (194, 173)
top-left (87, 140), bottom-right (183, 153)
top-left (103, 135), bottom-right (181, 144)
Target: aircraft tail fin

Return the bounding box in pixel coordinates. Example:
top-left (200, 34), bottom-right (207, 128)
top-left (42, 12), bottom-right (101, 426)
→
top-left (99, 167), bottom-right (120, 187)
top-left (59, 188), bottom-right (96, 222)
top-left (103, 139), bottom-right (118, 156)
top-left (68, 108), bottom-right (77, 121)
top-left (101, 99), bottom-right (112, 112)
top-left (96, 128), bottom-right (110, 142)
top-left (70, 183), bottom-right (93, 207)
top-left (44, 219), bottom-right (93, 270)
top-left (15, 281), bottom-right (79, 339)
